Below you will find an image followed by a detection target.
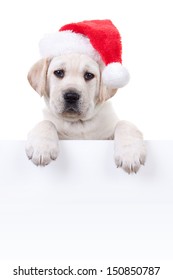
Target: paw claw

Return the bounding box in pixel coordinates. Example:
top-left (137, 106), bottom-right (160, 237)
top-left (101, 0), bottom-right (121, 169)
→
top-left (25, 139), bottom-right (59, 166)
top-left (114, 140), bottom-right (146, 174)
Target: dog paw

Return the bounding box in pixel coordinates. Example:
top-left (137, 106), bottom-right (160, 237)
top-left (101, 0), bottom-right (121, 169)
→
top-left (25, 138), bottom-right (59, 166)
top-left (114, 140), bottom-right (146, 174)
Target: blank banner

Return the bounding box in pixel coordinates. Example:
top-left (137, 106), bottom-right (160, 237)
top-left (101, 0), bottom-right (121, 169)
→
top-left (0, 140), bottom-right (173, 262)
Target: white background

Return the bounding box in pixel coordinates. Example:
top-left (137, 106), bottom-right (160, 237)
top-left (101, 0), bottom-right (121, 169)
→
top-left (0, 0), bottom-right (173, 139)
top-left (0, 1), bottom-right (173, 279)
top-left (0, 140), bottom-right (173, 279)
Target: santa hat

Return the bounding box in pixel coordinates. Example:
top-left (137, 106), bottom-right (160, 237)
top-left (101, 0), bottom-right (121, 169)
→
top-left (39, 19), bottom-right (130, 88)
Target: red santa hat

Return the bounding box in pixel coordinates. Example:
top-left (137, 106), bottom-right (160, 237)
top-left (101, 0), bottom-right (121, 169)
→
top-left (39, 19), bottom-right (130, 88)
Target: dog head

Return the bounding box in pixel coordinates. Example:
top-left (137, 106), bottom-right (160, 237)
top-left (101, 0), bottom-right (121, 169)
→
top-left (28, 53), bottom-right (117, 121)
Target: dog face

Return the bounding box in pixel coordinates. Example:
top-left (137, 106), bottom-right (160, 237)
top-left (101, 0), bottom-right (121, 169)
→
top-left (47, 54), bottom-right (101, 121)
top-left (28, 53), bottom-right (117, 121)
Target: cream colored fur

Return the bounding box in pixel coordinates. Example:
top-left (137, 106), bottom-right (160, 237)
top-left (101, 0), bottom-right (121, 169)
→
top-left (26, 53), bottom-right (146, 173)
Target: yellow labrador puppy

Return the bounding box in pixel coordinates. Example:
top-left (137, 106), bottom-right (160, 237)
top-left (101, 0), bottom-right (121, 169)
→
top-left (26, 53), bottom-right (146, 173)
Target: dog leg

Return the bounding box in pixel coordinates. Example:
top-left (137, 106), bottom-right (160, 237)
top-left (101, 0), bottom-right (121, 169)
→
top-left (114, 120), bottom-right (146, 174)
top-left (25, 120), bottom-right (59, 166)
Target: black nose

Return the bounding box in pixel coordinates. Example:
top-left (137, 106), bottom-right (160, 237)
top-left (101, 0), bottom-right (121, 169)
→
top-left (64, 91), bottom-right (80, 103)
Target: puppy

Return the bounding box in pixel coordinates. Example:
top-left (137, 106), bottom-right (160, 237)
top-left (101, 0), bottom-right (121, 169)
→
top-left (26, 53), bottom-right (146, 173)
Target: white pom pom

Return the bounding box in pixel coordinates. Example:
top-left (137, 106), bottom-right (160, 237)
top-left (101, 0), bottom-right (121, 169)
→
top-left (102, 62), bottom-right (130, 88)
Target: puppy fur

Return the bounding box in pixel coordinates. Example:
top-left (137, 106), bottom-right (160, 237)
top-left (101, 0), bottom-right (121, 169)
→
top-left (26, 53), bottom-right (146, 173)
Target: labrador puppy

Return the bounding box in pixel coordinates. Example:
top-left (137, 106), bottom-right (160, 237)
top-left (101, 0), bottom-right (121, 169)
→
top-left (26, 53), bottom-right (146, 173)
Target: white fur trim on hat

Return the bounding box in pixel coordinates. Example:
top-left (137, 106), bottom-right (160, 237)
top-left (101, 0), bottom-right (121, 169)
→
top-left (102, 62), bottom-right (130, 88)
top-left (39, 30), bottom-right (101, 62)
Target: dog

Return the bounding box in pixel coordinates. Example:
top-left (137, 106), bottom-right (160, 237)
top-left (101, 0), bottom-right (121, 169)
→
top-left (26, 53), bottom-right (146, 173)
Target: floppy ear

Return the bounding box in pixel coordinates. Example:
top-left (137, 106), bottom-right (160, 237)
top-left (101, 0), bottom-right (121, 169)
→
top-left (27, 58), bottom-right (51, 96)
top-left (99, 77), bottom-right (118, 102)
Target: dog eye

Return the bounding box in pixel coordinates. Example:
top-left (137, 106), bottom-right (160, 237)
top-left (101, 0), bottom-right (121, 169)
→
top-left (54, 69), bottom-right (65, 78)
top-left (84, 72), bottom-right (95, 81)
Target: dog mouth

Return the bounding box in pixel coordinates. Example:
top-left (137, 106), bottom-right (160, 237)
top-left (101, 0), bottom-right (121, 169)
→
top-left (65, 106), bottom-right (79, 113)
top-left (62, 105), bottom-right (81, 116)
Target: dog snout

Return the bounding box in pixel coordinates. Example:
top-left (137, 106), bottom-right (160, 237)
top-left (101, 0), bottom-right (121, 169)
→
top-left (64, 91), bottom-right (80, 104)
